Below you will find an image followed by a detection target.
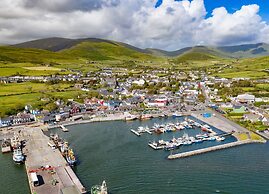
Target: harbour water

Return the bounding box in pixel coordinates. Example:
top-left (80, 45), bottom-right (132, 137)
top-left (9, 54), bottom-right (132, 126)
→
top-left (1, 117), bottom-right (269, 194)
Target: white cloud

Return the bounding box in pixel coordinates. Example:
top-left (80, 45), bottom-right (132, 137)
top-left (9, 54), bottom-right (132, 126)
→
top-left (0, 0), bottom-right (268, 50)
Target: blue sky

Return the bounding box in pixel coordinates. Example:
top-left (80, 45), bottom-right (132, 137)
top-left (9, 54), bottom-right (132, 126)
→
top-left (156, 0), bottom-right (269, 20)
top-left (204, 0), bottom-right (269, 20)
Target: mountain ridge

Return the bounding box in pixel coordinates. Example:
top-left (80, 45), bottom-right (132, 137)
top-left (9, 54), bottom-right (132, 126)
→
top-left (12, 37), bottom-right (269, 59)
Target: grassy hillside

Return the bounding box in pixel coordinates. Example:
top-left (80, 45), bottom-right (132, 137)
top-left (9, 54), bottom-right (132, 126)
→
top-left (0, 46), bottom-right (71, 63)
top-left (215, 56), bottom-right (269, 79)
top-left (0, 37), bottom-right (268, 78)
top-left (60, 41), bottom-right (161, 61)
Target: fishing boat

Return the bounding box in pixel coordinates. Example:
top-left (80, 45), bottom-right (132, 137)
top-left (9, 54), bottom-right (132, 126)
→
top-left (206, 136), bottom-right (216, 141)
top-left (216, 136), bottom-right (225, 141)
top-left (11, 134), bottom-right (21, 150)
top-left (91, 180), bottom-right (108, 194)
top-left (66, 148), bottom-right (76, 166)
top-left (154, 128), bottom-right (164, 134)
top-left (201, 125), bottom-right (212, 132)
top-left (60, 125), bottom-right (69, 132)
top-left (140, 114), bottom-right (152, 120)
top-left (60, 141), bottom-right (69, 153)
top-left (172, 112), bottom-right (182, 117)
top-left (1, 139), bottom-right (11, 153)
top-left (13, 148), bottom-right (24, 164)
top-left (125, 115), bottom-right (138, 121)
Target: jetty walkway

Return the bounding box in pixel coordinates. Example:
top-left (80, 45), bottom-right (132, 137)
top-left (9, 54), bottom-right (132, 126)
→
top-left (168, 140), bottom-right (266, 160)
top-left (22, 127), bottom-right (86, 194)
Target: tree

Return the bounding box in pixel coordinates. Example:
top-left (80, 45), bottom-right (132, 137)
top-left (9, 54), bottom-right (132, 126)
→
top-left (45, 102), bottom-right (58, 112)
top-left (198, 94), bottom-right (206, 103)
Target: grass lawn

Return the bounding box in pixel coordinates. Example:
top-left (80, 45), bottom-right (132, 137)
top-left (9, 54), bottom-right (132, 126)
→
top-left (0, 66), bottom-right (70, 76)
top-left (0, 89), bottom-right (84, 117)
top-left (0, 82), bottom-right (82, 117)
top-left (237, 133), bottom-right (249, 141)
top-left (217, 71), bottom-right (268, 79)
top-left (0, 93), bottom-right (42, 116)
top-left (23, 66), bottom-right (62, 71)
top-left (0, 82), bottom-right (74, 96)
top-left (237, 132), bottom-right (264, 141)
top-left (250, 132), bottom-right (264, 141)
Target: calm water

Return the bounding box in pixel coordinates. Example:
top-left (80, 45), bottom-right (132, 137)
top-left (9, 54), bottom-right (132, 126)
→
top-left (1, 117), bottom-right (269, 194)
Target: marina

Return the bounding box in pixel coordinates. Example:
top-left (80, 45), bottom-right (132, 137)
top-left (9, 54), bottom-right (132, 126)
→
top-left (0, 115), bottom-right (268, 194)
top-left (130, 113), bottom-right (266, 159)
top-left (45, 118), bottom-right (269, 194)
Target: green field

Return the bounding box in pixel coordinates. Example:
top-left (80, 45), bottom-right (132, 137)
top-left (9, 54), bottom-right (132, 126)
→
top-left (0, 82), bottom-right (84, 117)
top-left (215, 56), bottom-right (269, 79)
top-left (0, 82), bottom-right (73, 96)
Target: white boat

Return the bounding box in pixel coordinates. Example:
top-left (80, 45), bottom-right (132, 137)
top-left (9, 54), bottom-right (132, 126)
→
top-left (60, 141), bottom-right (69, 153)
top-left (13, 148), bottom-right (24, 164)
top-left (91, 180), bottom-right (108, 194)
top-left (1, 139), bottom-right (11, 153)
top-left (11, 134), bottom-right (21, 150)
top-left (172, 112), bottom-right (182, 117)
top-left (216, 136), bottom-right (225, 141)
top-left (61, 125), bottom-right (69, 132)
top-left (140, 114), bottom-right (152, 120)
top-left (137, 126), bottom-right (146, 133)
top-left (125, 115), bottom-right (138, 121)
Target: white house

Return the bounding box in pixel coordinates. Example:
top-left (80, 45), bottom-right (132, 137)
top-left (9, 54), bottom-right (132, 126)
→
top-left (236, 94), bottom-right (255, 103)
top-left (147, 98), bottom-right (168, 107)
top-left (132, 79), bottom-right (145, 86)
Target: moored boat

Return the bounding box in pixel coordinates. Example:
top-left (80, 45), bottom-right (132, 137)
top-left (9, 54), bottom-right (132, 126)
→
top-left (11, 133), bottom-right (21, 150)
top-left (1, 139), bottom-right (12, 153)
top-left (216, 136), bottom-right (225, 141)
top-left (13, 148), bottom-right (24, 164)
top-left (66, 148), bottom-right (76, 166)
top-left (91, 180), bottom-right (108, 194)
top-left (125, 115), bottom-right (138, 121)
top-left (172, 112), bottom-right (182, 117)
top-left (61, 125), bottom-right (69, 132)
top-left (140, 114), bottom-right (152, 120)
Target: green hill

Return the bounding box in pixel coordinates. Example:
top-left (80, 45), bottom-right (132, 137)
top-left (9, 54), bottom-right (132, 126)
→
top-left (0, 46), bottom-right (71, 63)
top-left (13, 37), bottom-right (162, 62)
top-left (215, 55), bottom-right (269, 79)
top-left (0, 37), bottom-right (267, 77)
top-left (172, 46), bottom-right (228, 63)
top-left (60, 41), bottom-right (160, 61)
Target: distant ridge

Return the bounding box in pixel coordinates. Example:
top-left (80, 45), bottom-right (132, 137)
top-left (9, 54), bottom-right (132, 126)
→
top-left (12, 37), bottom-right (269, 58)
top-left (13, 37), bottom-right (118, 52)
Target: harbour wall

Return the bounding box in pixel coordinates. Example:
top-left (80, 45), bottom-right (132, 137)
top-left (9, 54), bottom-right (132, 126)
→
top-left (168, 140), bottom-right (266, 160)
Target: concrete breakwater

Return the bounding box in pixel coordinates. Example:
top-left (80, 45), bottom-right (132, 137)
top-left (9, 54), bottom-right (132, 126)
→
top-left (47, 112), bottom-right (190, 130)
top-left (168, 140), bottom-right (266, 160)
top-left (22, 128), bottom-right (86, 194)
top-left (47, 114), bottom-right (127, 130)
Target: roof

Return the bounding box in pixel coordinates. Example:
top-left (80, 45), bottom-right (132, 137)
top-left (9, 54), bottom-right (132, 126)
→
top-left (237, 94), bottom-right (255, 100)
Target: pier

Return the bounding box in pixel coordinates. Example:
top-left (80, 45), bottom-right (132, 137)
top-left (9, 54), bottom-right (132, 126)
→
top-left (60, 125), bottom-right (69, 132)
top-left (22, 127), bottom-right (86, 194)
top-left (168, 140), bottom-right (265, 160)
top-left (130, 129), bottom-right (141, 136)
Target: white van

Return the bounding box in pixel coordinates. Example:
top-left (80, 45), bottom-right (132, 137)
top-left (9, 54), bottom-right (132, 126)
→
top-left (48, 141), bottom-right (56, 150)
top-left (30, 172), bottom-right (39, 187)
